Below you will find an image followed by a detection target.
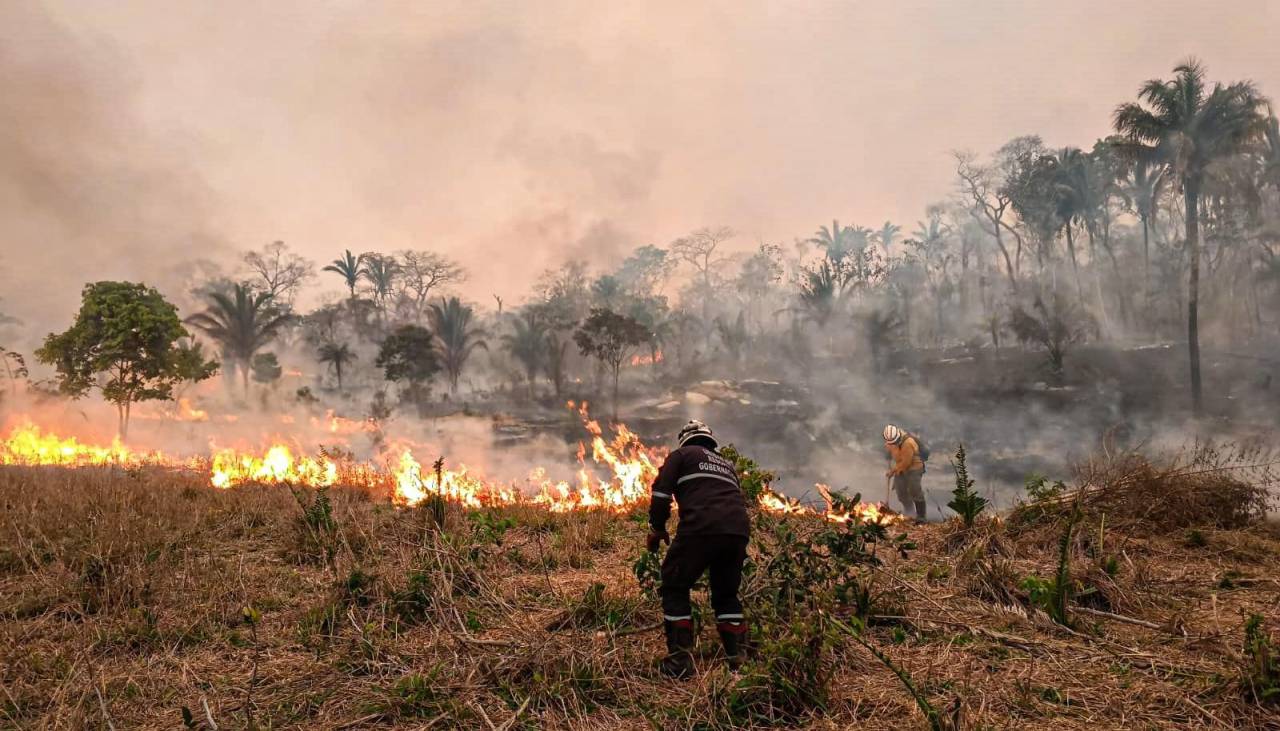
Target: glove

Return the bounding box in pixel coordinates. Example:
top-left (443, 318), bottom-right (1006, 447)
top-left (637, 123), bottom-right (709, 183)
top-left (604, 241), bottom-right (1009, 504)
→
top-left (646, 530), bottom-right (669, 553)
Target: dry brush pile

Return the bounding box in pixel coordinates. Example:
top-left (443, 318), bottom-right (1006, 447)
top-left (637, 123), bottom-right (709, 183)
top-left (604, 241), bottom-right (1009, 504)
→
top-left (0, 442), bottom-right (1278, 729)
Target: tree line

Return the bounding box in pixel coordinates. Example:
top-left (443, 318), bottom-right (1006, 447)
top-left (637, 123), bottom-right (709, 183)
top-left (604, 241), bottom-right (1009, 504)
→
top-left (15, 59), bottom-right (1280, 433)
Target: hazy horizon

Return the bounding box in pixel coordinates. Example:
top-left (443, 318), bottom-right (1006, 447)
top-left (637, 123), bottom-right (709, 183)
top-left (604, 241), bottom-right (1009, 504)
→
top-left (3, 0), bottom-right (1279, 338)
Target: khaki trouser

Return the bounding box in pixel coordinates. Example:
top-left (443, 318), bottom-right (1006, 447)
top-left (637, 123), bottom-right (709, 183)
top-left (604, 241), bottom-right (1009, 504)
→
top-left (893, 469), bottom-right (925, 517)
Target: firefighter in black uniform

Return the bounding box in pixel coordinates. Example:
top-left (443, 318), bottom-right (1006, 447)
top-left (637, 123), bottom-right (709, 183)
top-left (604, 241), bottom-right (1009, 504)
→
top-left (646, 420), bottom-right (751, 677)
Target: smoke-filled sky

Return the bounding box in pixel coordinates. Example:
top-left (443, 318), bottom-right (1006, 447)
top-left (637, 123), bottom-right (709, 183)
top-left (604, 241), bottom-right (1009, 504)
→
top-left (3, 0), bottom-right (1279, 338)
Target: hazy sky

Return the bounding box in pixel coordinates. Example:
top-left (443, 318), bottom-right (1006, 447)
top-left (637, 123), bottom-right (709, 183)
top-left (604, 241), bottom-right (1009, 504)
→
top-left (3, 0), bottom-right (1279, 336)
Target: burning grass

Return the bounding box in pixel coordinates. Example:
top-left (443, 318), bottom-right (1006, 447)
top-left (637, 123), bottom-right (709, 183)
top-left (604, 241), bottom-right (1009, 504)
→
top-left (2, 451), bottom-right (1279, 729)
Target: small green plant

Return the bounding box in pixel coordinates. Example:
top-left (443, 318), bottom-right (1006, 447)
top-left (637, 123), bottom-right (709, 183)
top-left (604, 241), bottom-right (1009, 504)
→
top-left (1242, 614), bottom-right (1279, 705)
top-left (289, 486), bottom-right (340, 565)
top-left (1024, 473), bottom-right (1066, 502)
top-left (1021, 504), bottom-right (1080, 626)
top-left (425, 458), bottom-right (448, 530)
top-left (370, 668), bottom-right (472, 721)
top-left (1185, 529), bottom-right (1208, 548)
top-left (546, 582), bottom-right (644, 631)
top-left (392, 568), bottom-right (436, 624)
top-left (720, 443), bottom-right (775, 502)
top-left (631, 547), bottom-right (662, 599)
top-left (725, 615), bottom-right (836, 725)
top-left (1101, 555), bottom-right (1120, 578)
top-left (468, 510), bottom-right (516, 546)
top-left (947, 444), bottom-right (987, 529)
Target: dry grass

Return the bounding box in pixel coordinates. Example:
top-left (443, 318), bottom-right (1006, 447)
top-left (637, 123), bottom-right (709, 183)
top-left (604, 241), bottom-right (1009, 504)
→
top-left (1, 460), bottom-right (1279, 729)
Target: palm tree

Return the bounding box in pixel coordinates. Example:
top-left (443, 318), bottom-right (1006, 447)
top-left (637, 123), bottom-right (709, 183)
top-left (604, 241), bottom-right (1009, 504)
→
top-left (796, 260), bottom-right (845, 331)
top-left (317, 342), bottom-right (356, 391)
top-left (324, 250), bottom-right (365, 298)
top-left (501, 311), bottom-right (546, 399)
top-left (1262, 105), bottom-right (1280, 191)
top-left (186, 283), bottom-right (293, 397)
top-left (1049, 147), bottom-right (1115, 329)
top-left (1113, 59), bottom-right (1267, 414)
top-left (427, 297), bottom-right (488, 395)
top-left (1121, 155), bottom-right (1166, 314)
top-left (360, 253), bottom-right (399, 313)
top-left (862, 306), bottom-right (903, 373)
top-left (873, 221), bottom-right (901, 258)
top-left (809, 220), bottom-right (854, 264)
top-left (1045, 147), bottom-right (1088, 300)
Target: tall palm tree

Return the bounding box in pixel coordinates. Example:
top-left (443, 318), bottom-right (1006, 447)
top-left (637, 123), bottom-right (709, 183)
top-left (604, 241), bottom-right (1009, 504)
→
top-left (324, 250), bottom-right (365, 298)
top-left (1114, 59), bottom-right (1267, 415)
top-left (1262, 105), bottom-right (1280, 191)
top-left (1121, 155), bottom-right (1166, 312)
top-left (360, 253), bottom-right (399, 313)
top-left (1045, 147), bottom-right (1089, 300)
top-left (317, 342), bottom-right (356, 391)
top-left (873, 221), bottom-right (901, 258)
top-left (427, 297), bottom-right (488, 395)
top-left (796, 260), bottom-right (845, 331)
top-left (501, 311), bottom-right (546, 399)
top-left (186, 283), bottom-right (293, 397)
top-left (808, 220), bottom-right (854, 264)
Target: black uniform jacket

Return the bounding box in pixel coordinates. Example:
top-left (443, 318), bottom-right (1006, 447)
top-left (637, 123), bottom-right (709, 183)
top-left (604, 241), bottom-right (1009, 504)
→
top-left (649, 445), bottom-right (750, 538)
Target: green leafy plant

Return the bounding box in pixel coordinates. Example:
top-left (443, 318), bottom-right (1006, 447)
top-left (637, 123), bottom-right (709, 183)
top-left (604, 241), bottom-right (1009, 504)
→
top-left (392, 567), bottom-right (436, 625)
top-left (631, 547), bottom-right (662, 599)
top-left (1243, 614), bottom-right (1279, 705)
top-left (468, 510), bottom-right (516, 546)
top-left (547, 582), bottom-right (644, 631)
top-left (289, 486), bottom-right (340, 565)
top-left (720, 443), bottom-right (776, 503)
top-left (1024, 473), bottom-right (1067, 502)
top-left (1021, 505), bottom-right (1081, 626)
top-left (947, 444), bottom-right (988, 528)
top-left (425, 458), bottom-right (448, 530)
top-left (725, 615), bottom-right (836, 725)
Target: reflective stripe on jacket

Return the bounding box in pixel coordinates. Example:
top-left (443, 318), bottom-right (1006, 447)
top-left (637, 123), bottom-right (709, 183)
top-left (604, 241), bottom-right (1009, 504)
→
top-left (649, 445), bottom-right (750, 537)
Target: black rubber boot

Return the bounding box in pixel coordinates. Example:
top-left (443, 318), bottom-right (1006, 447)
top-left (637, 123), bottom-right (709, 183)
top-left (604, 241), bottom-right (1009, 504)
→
top-left (914, 500), bottom-right (927, 522)
top-left (717, 620), bottom-right (748, 671)
top-left (660, 620), bottom-right (695, 679)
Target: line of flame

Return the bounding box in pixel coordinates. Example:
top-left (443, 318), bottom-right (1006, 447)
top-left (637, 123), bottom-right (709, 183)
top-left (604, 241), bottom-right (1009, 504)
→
top-left (0, 406), bottom-right (895, 524)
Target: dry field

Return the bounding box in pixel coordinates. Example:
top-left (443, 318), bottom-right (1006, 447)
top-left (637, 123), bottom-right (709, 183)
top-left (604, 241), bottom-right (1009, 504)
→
top-left (1, 451), bottom-right (1278, 730)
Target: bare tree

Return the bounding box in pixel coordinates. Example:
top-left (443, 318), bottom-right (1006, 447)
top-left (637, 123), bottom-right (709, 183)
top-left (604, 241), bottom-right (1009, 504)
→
top-left (671, 226), bottom-right (734, 324)
top-left (397, 250), bottom-right (466, 321)
top-left (243, 241), bottom-right (314, 307)
top-left (954, 139), bottom-right (1043, 293)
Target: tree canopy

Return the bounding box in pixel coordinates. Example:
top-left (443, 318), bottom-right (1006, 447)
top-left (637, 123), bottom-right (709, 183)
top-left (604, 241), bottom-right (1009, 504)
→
top-left (36, 281), bottom-right (216, 437)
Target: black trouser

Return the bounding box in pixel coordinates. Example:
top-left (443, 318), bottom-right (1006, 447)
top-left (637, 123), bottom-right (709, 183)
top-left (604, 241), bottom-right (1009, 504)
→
top-left (660, 534), bottom-right (747, 623)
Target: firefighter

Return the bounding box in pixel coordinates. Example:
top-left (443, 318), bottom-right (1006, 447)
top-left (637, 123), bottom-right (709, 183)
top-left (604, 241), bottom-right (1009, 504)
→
top-left (883, 424), bottom-right (926, 521)
top-left (647, 420), bottom-right (751, 677)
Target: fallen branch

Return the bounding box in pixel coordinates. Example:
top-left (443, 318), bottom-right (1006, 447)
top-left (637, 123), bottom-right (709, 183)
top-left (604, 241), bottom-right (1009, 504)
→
top-left (1069, 606), bottom-right (1169, 632)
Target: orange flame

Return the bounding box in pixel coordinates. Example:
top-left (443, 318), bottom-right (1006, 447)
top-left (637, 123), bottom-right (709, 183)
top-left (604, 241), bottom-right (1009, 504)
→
top-left (1, 407), bottom-right (895, 525)
top-left (630, 349), bottom-right (664, 366)
top-left (0, 422), bottom-right (163, 467)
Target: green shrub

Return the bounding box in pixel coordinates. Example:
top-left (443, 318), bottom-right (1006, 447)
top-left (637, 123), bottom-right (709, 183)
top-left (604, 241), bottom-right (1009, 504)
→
top-left (720, 444), bottom-right (775, 503)
top-left (947, 444), bottom-right (988, 529)
top-left (1243, 614), bottom-right (1279, 705)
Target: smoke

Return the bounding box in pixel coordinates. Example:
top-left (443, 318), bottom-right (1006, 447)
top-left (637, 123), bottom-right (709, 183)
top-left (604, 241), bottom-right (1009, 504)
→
top-left (6, 0), bottom-right (1278, 343)
top-left (3, 1), bottom-right (1279, 516)
top-left (0, 1), bottom-right (229, 344)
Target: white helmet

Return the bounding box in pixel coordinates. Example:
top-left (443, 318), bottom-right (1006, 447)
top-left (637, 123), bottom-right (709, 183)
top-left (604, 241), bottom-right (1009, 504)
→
top-left (678, 419), bottom-right (716, 447)
top-left (882, 424), bottom-right (903, 443)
